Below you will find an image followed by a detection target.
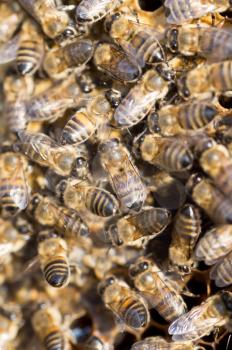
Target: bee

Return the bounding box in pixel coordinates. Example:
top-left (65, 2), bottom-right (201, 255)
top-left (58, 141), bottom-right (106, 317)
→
top-left (25, 74), bottom-right (81, 123)
top-left (209, 250), bottom-right (232, 287)
top-left (43, 39), bottom-right (94, 80)
top-left (169, 291), bottom-right (232, 341)
top-left (37, 230), bottom-right (70, 288)
top-left (140, 134), bottom-right (194, 173)
top-left (28, 193), bottom-right (89, 240)
top-left (99, 138), bottom-right (146, 212)
top-left (131, 336), bottom-right (200, 350)
top-left (187, 174), bottom-right (232, 224)
top-left (178, 60), bottom-right (232, 99)
top-left (15, 19), bottom-right (44, 76)
top-left (3, 73), bottom-right (34, 132)
top-left (105, 206), bottom-right (171, 247)
top-left (166, 26), bottom-right (232, 63)
top-left (18, 0), bottom-right (77, 40)
top-left (93, 42), bottom-right (141, 82)
top-left (105, 11), bottom-right (165, 68)
top-left (154, 100), bottom-right (218, 136)
top-left (0, 304), bottom-right (22, 348)
top-left (82, 336), bottom-right (113, 350)
top-left (195, 225), bottom-right (232, 265)
top-left (98, 275), bottom-right (150, 330)
top-left (14, 130), bottom-right (80, 177)
top-left (32, 304), bottom-right (68, 350)
top-left (0, 2), bottom-right (24, 44)
top-left (76, 0), bottom-right (123, 24)
top-left (112, 64), bottom-right (173, 128)
top-left (164, 0), bottom-right (231, 24)
top-left (60, 94), bottom-right (112, 145)
top-left (56, 178), bottom-right (119, 217)
top-left (169, 204), bottom-right (201, 274)
top-left (0, 152), bottom-right (29, 215)
top-left (129, 258), bottom-right (187, 322)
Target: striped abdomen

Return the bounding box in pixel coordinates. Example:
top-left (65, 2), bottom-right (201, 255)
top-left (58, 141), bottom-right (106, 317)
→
top-left (118, 295), bottom-right (149, 329)
top-left (17, 39), bottom-right (43, 75)
top-left (211, 61), bottom-right (232, 92)
top-left (44, 329), bottom-right (65, 350)
top-left (5, 101), bottom-right (27, 132)
top-left (85, 187), bottom-right (119, 217)
top-left (178, 101), bottom-right (217, 130)
top-left (43, 257), bottom-right (70, 288)
top-left (61, 110), bottom-right (96, 145)
top-left (58, 208), bottom-right (89, 238)
top-left (0, 177), bottom-right (28, 214)
top-left (160, 140), bottom-right (193, 172)
top-left (210, 250), bottom-right (232, 287)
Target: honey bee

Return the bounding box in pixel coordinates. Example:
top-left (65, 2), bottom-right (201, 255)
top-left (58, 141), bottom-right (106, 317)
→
top-left (82, 335), bottom-right (113, 350)
top-left (195, 225), bottom-right (232, 265)
top-left (169, 204), bottom-right (201, 274)
top-left (60, 94), bottom-right (112, 145)
top-left (178, 60), bottom-right (232, 99)
top-left (131, 336), bottom-right (200, 350)
top-left (98, 275), bottom-right (150, 330)
top-left (112, 64), bottom-right (174, 128)
top-left (28, 193), bottom-right (89, 240)
top-left (210, 250), bottom-right (232, 287)
top-left (76, 0), bottom-right (123, 24)
top-left (43, 39), bottom-right (94, 80)
top-left (37, 230), bottom-right (70, 288)
top-left (105, 11), bottom-right (165, 68)
top-left (0, 304), bottom-right (22, 348)
top-left (164, 0), bottom-right (231, 24)
top-left (56, 178), bottom-right (119, 217)
top-left (99, 138), bottom-right (146, 212)
top-left (14, 130), bottom-right (80, 177)
top-left (166, 26), bottom-right (232, 63)
top-left (16, 19), bottom-right (44, 76)
top-left (93, 42), bottom-right (141, 82)
top-left (129, 257), bottom-right (187, 322)
top-left (105, 206), bottom-right (171, 247)
top-left (169, 291), bottom-right (232, 341)
top-left (18, 0), bottom-right (77, 40)
top-left (140, 134), bottom-right (194, 173)
top-left (187, 174), bottom-right (232, 224)
top-left (3, 73), bottom-right (34, 132)
top-left (32, 304), bottom-right (68, 350)
top-left (0, 2), bottom-right (24, 44)
top-left (0, 152), bottom-right (29, 215)
top-left (154, 100), bottom-right (218, 136)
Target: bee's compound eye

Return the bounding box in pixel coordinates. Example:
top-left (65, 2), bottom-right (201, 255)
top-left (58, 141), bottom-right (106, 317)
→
top-left (139, 261), bottom-right (149, 271)
top-left (75, 157), bottom-right (87, 167)
top-left (58, 180), bottom-right (67, 193)
top-left (31, 195), bottom-right (41, 206)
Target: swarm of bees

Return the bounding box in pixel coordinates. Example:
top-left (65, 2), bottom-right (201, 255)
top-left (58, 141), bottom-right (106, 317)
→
top-left (1, 0), bottom-right (232, 349)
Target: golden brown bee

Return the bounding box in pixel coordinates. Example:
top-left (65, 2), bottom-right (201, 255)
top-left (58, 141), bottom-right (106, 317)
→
top-left (209, 250), bottom-right (232, 287)
top-left (43, 39), bottom-right (94, 80)
top-left (56, 178), bottom-right (119, 217)
top-left (187, 174), bottom-right (232, 224)
top-left (98, 275), bottom-right (150, 330)
top-left (93, 42), bottom-right (141, 82)
top-left (82, 335), bottom-right (112, 350)
top-left (14, 130), bottom-right (80, 177)
top-left (105, 206), bottom-right (171, 247)
top-left (105, 11), bottom-right (165, 68)
top-left (166, 26), bottom-right (232, 63)
top-left (112, 64), bottom-right (173, 128)
top-left (0, 152), bottom-right (29, 215)
top-left (178, 60), bottom-right (232, 99)
top-left (131, 336), bottom-right (199, 350)
top-left (169, 204), bottom-right (201, 274)
top-left (169, 291), bottom-right (232, 341)
top-left (140, 134), bottom-right (193, 173)
top-left (16, 19), bottom-right (44, 76)
top-left (28, 193), bottom-right (89, 240)
top-left (0, 304), bottom-right (22, 348)
top-left (164, 0), bottom-right (231, 24)
top-left (60, 94), bottom-right (112, 145)
top-left (154, 100), bottom-right (218, 136)
top-left (37, 230), bottom-right (70, 288)
top-left (99, 138), bottom-right (146, 212)
top-left (32, 304), bottom-right (68, 350)
top-left (129, 258), bottom-right (187, 323)
top-left (18, 0), bottom-right (77, 40)
top-left (75, 0), bottom-right (123, 24)
top-left (0, 2), bottom-right (24, 44)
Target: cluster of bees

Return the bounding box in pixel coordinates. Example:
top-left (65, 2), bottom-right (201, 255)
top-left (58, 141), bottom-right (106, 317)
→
top-left (1, 0), bottom-right (232, 349)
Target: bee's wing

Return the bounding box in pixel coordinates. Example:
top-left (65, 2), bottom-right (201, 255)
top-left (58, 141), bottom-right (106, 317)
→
top-left (0, 35), bottom-right (19, 64)
top-left (168, 300), bottom-right (224, 341)
top-left (210, 251), bottom-right (232, 287)
top-left (164, 0), bottom-right (216, 24)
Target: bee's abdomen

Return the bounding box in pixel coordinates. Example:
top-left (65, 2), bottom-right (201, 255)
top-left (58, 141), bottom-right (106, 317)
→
top-left (43, 258), bottom-right (70, 288)
top-left (44, 330), bottom-right (65, 350)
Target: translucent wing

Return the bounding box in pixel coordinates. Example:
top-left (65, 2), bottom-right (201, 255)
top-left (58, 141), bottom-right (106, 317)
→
top-left (0, 35), bottom-right (19, 64)
top-left (168, 299), bottom-right (224, 341)
top-left (210, 251), bottom-right (232, 287)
